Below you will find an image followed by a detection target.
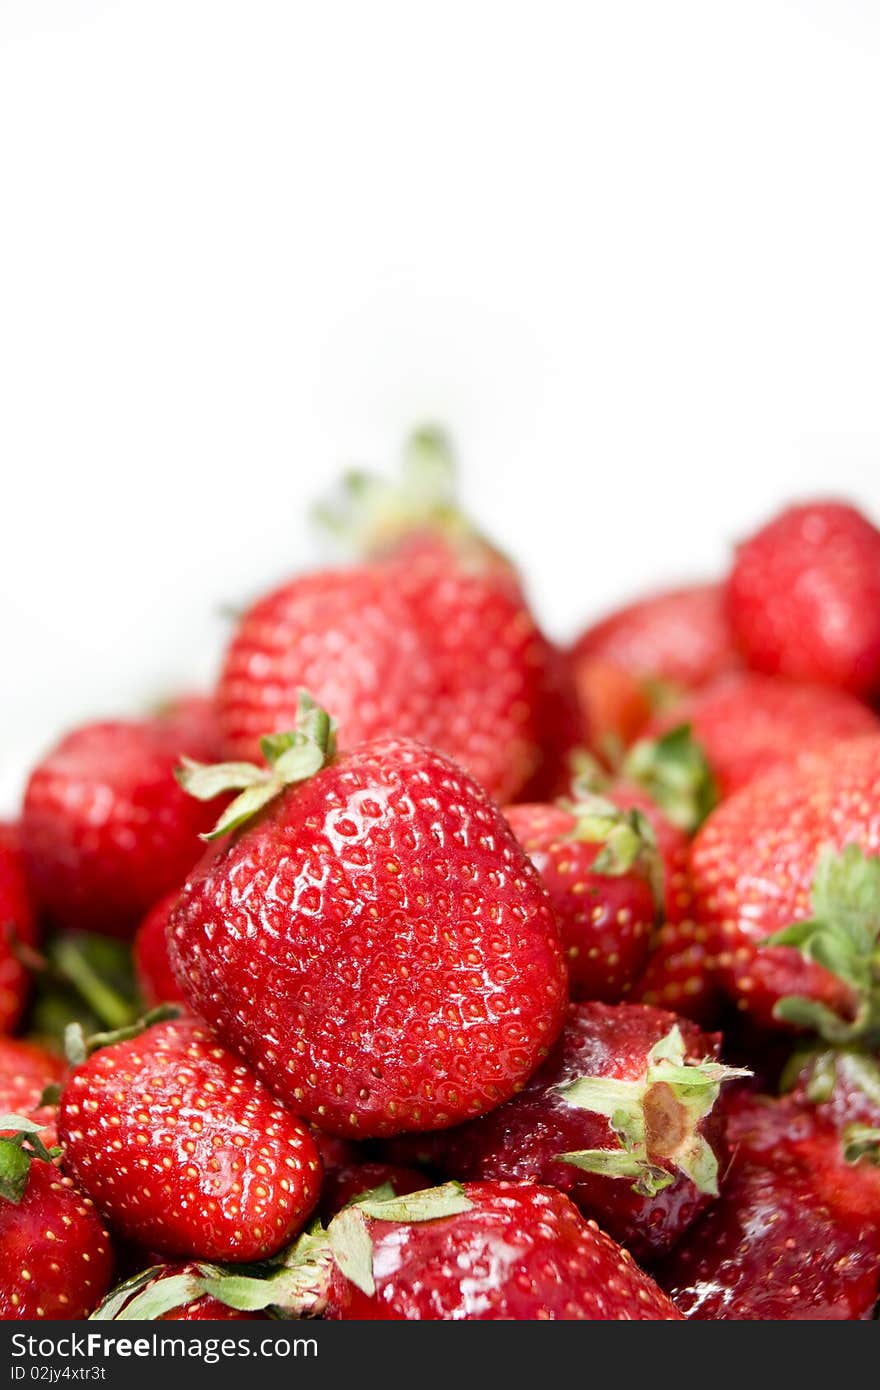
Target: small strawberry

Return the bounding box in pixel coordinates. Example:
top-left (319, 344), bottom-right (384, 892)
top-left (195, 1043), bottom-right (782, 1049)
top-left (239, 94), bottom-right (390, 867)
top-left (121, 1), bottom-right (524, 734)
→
top-left (571, 659), bottom-right (654, 755)
top-left (571, 582), bottom-right (740, 693)
top-left (216, 431), bottom-right (565, 804)
top-left (0, 1120), bottom-right (114, 1318)
top-left (133, 890), bottom-right (186, 1007)
top-left (58, 1016), bottom-right (322, 1262)
top-left (504, 796), bottom-right (661, 1001)
top-left (387, 1002), bottom-right (746, 1260)
top-left (691, 739), bottom-right (880, 1034)
top-left (643, 671), bottom-right (878, 799)
top-left (170, 698), bottom-right (568, 1137)
top-left (728, 499), bottom-right (880, 696)
top-left (0, 823), bottom-right (40, 1034)
top-left (657, 1091), bottom-right (880, 1319)
top-left (21, 708), bottom-right (223, 938)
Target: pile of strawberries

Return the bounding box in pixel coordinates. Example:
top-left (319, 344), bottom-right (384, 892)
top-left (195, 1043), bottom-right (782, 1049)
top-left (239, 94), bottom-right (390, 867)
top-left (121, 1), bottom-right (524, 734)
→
top-left (3, 429), bottom-right (880, 1321)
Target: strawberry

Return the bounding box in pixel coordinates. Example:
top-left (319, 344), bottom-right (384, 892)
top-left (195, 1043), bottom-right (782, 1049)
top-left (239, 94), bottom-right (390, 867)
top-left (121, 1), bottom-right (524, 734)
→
top-left (133, 890), bottom-right (185, 1007)
top-left (728, 499), bottom-right (880, 696)
top-left (657, 1091), bottom-right (880, 1319)
top-left (320, 1181), bottom-right (683, 1320)
top-left (691, 738), bottom-right (880, 1035)
top-left (643, 671), bottom-right (878, 799)
top-left (92, 1180), bottom-right (681, 1321)
top-left (504, 796), bottom-right (660, 1001)
top-left (0, 1037), bottom-right (65, 1136)
top-left (217, 432), bottom-right (565, 805)
top-left (170, 697), bottom-right (568, 1137)
top-left (58, 1016), bottom-right (322, 1262)
top-left (571, 659), bottom-right (654, 755)
top-left (386, 1002), bottom-right (745, 1260)
top-left (0, 823), bottom-right (39, 1034)
top-left (320, 1161), bottom-right (427, 1222)
top-left (0, 1151), bottom-right (115, 1319)
top-left (21, 708), bottom-right (223, 938)
top-left (571, 582), bottom-right (740, 693)
top-left (94, 1263), bottom-right (270, 1321)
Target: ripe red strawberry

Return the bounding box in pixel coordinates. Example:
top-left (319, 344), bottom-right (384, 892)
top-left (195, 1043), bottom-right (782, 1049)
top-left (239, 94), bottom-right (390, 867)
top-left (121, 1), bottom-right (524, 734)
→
top-left (0, 1037), bottom-right (65, 1135)
top-left (170, 700), bottom-right (568, 1137)
top-left (21, 708), bottom-right (223, 938)
top-left (90, 1180), bottom-right (681, 1321)
top-left (657, 1091), bottom-right (880, 1319)
top-left (321, 1181), bottom-right (683, 1320)
top-left (387, 1002), bottom-right (745, 1260)
top-left (216, 558), bottom-right (560, 805)
top-left (58, 1016), bottom-right (322, 1261)
top-left (504, 797), bottom-right (660, 1001)
top-left (320, 1161), bottom-right (427, 1222)
top-left (786, 1046), bottom-right (880, 1142)
top-left (571, 659), bottom-right (654, 754)
top-left (569, 761), bottom-right (722, 1023)
top-left (644, 671), bottom-right (878, 799)
top-left (133, 890), bottom-right (185, 1007)
top-left (728, 499), bottom-right (880, 696)
top-left (0, 1156), bottom-right (115, 1319)
top-left (0, 823), bottom-right (39, 1034)
top-left (691, 737), bottom-right (880, 1034)
top-left (571, 582), bottom-right (740, 692)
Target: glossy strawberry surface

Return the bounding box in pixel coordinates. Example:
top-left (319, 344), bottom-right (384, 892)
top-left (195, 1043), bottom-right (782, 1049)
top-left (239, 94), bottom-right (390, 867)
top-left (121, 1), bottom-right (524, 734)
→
top-left (58, 1018), bottom-right (321, 1262)
top-left (325, 1181), bottom-right (683, 1320)
top-left (646, 671), bottom-right (878, 798)
top-left (170, 738), bottom-right (568, 1137)
top-left (0, 1162), bottom-right (114, 1319)
top-left (504, 803), bottom-right (655, 1000)
top-left (0, 1037), bottom-right (65, 1131)
top-left (133, 889), bottom-right (185, 1007)
top-left (22, 712), bottom-right (221, 938)
top-left (657, 1093), bottom-right (880, 1319)
top-left (571, 582), bottom-right (740, 690)
top-left (0, 823), bottom-right (39, 1033)
top-left (216, 555), bottom-right (559, 804)
top-left (691, 736), bottom-right (880, 1028)
top-left (728, 500), bottom-right (880, 696)
top-left (389, 1002), bottom-right (726, 1261)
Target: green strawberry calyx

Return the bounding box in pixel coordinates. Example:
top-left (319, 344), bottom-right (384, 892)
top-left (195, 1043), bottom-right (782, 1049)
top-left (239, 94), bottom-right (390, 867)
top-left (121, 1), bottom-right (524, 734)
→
top-left (842, 1124), bottom-right (880, 1166)
top-left (176, 691), bottom-right (337, 841)
top-left (560, 791), bottom-right (664, 911)
top-left (621, 724), bottom-right (718, 835)
top-left (90, 1181), bottom-right (473, 1319)
top-left (312, 425), bottom-right (499, 567)
top-left (766, 845), bottom-right (880, 1046)
top-left (0, 1116), bottom-right (62, 1205)
top-left (554, 1025), bottom-right (750, 1197)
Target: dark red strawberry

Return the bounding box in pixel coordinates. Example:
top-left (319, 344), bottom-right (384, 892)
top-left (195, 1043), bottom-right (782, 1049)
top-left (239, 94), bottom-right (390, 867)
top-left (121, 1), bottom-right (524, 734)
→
top-left (728, 499), bottom-right (880, 696)
top-left (217, 432), bottom-right (563, 805)
top-left (644, 671), bottom-right (878, 799)
top-left (21, 708), bottom-right (223, 938)
top-left (58, 1016), bottom-right (321, 1262)
top-left (571, 582), bottom-right (740, 692)
top-left (0, 1037), bottom-right (65, 1135)
top-left (93, 1262), bottom-right (270, 1321)
top-left (386, 1002), bottom-right (745, 1261)
top-left (691, 738), bottom-right (880, 1035)
top-left (0, 823), bottom-right (39, 1034)
top-left (657, 1091), bottom-right (880, 1319)
top-left (170, 701), bottom-right (568, 1137)
top-left (89, 1180), bottom-right (681, 1321)
top-left (321, 1181), bottom-right (683, 1320)
top-left (133, 891), bottom-right (185, 1007)
top-left (0, 1124), bottom-right (114, 1318)
top-left (320, 1161), bottom-right (427, 1222)
top-left (504, 796), bottom-right (660, 1001)
top-left (786, 1045), bottom-right (880, 1140)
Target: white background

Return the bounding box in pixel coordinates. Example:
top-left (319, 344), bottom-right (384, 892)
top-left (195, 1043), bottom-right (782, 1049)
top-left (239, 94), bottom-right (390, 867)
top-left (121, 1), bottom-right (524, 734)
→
top-left (3, 1), bottom-right (880, 810)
